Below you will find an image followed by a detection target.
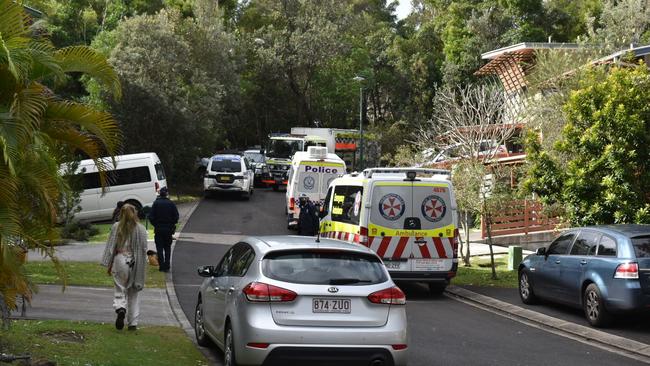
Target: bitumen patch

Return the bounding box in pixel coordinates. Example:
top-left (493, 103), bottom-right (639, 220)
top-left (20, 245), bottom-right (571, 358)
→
top-left (446, 285), bottom-right (650, 363)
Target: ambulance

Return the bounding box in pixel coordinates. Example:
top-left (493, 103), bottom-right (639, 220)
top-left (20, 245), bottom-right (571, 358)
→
top-left (286, 146), bottom-right (346, 229)
top-left (319, 168), bottom-right (459, 294)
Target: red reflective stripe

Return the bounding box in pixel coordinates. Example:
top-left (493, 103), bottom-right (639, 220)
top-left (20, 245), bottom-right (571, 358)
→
top-left (377, 237), bottom-right (392, 258)
top-left (368, 236), bottom-right (376, 247)
top-left (338, 232), bottom-right (343, 240)
top-left (417, 237), bottom-right (432, 259)
top-left (432, 237), bottom-right (447, 258)
top-left (392, 237), bottom-right (409, 259)
top-left (353, 234), bottom-right (359, 243)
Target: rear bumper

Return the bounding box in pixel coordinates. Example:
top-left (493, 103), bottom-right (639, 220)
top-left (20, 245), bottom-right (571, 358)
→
top-left (390, 262), bottom-right (458, 283)
top-left (262, 346), bottom-right (400, 366)
top-left (604, 282), bottom-right (650, 313)
top-left (233, 306), bottom-right (407, 366)
top-left (205, 185), bottom-right (243, 192)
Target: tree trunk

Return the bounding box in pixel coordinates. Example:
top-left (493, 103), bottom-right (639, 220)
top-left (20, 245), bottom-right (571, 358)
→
top-left (464, 211), bottom-right (471, 266)
top-left (484, 212), bottom-right (498, 280)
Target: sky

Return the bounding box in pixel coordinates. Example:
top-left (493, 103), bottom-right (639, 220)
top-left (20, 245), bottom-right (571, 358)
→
top-left (395, 0), bottom-right (413, 20)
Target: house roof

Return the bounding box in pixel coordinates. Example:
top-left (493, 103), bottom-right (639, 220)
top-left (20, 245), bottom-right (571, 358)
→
top-left (593, 44), bottom-right (650, 65)
top-left (475, 43), bottom-right (580, 76)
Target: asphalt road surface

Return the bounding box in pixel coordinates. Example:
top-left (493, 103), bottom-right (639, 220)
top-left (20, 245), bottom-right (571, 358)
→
top-left (172, 189), bottom-right (648, 365)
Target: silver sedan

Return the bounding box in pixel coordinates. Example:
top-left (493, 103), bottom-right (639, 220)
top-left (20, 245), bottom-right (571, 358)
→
top-left (194, 236), bottom-right (408, 366)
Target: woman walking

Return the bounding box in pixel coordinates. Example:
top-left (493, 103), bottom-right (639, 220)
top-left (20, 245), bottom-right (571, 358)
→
top-left (101, 204), bottom-right (147, 330)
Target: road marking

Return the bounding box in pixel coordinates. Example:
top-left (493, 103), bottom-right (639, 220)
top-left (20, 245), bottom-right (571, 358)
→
top-left (445, 287), bottom-right (650, 363)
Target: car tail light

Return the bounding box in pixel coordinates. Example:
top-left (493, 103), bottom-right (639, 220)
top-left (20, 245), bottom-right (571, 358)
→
top-left (155, 182), bottom-right (160, 192)
top-left (289, 197), bottom-right (295, 211)
top-left (368, 286), bottom-right (406, 305)
top-left (243, 282), bottom-right (297, 302)
top-left (452, 229), bottom-right (459, 258)
top-left (614, 262), bottom-right (639, 279)
top-left (359, 227), bottom-right (369, 246)
top-left (391, 344), bottom-right (408, 350)
top-left (247, 343), bottom-right (270, 349)
top-left (234, 175), bottom-right (245, 180)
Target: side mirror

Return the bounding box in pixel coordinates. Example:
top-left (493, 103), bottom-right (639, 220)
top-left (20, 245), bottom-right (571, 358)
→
top-left (535, 247), bottom-right (547, 256)
top-left (260, 149), bottom-right (265, 154)
top-left (197, 265), bottom-right (215, 277)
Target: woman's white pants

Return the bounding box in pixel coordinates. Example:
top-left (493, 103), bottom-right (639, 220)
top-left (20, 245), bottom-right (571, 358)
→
top-left (112, 253), bottom-right (140, 326)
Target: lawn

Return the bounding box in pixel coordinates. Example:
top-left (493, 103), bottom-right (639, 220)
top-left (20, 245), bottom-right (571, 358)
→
top-left (88, 221), bottom-right (155, 242)
top-left (452, 255), bottom-right (518, 288)
top-left (0, 320), bottom-right (208, 366)
top-left (23, 262), bottom-right (167, 288)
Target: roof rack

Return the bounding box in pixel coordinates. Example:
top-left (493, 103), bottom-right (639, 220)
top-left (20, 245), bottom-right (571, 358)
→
top-left (362, 167), bottom-right (451, 179)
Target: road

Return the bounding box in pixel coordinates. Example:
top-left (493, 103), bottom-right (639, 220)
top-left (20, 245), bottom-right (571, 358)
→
top-left (172, 189), bottom-right (649, 365)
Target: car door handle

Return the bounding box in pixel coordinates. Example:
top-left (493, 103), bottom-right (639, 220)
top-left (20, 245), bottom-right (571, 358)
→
top-left (228, 287), bottom-right (235, 294)
top-left (415, 240), bottom-right (427, 246)
top-left (212, 286), bottom-right (221, 293)
top-left (555, 260), bottom-right (561, 264)
top-left (580, 260), bottom-right (588, 265)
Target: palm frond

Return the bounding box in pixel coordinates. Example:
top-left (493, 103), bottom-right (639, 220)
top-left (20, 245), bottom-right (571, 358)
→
top-left (55, 46), bottom-right (122, 99)
top-left (0, 0), bottom-right (32, 83)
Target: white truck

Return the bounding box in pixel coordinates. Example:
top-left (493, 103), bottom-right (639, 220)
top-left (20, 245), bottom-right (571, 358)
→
top-left (290, 127), bottom-right (358, 154)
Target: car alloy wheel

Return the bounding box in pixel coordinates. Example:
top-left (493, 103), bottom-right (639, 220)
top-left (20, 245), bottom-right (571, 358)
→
top-left (224, 327), bottom-right (237, 366)
top-left (518, 271), bottom-right (537, 304)
top-left (583, 283), bottom-right (610, 327)
top-left (194, 300), bottom-right (210, 346)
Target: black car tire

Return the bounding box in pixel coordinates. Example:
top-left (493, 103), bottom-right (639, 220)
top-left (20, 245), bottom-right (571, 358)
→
top-left (518, 270), bottom-right (538, 305)
top-left (194, 299), bottom-right (211, 347)
top-left (224, 326), bottom-right (238, 366)
top-left (583, 283), bottom-right (611, 327)
top-left (428, 282), bottom-right (446, 296)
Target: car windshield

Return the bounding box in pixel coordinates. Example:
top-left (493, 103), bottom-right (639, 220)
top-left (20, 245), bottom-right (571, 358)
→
top-left (262, 249), bottom-right (387, 285)
top-left (244, 152), bottom-right (265, 163)
top-left (266, 139), bottom-right (303, 159)
top-left (210, 157), bottom-right (241, 172)
top-left (631, 236), bottom-right (650, 258)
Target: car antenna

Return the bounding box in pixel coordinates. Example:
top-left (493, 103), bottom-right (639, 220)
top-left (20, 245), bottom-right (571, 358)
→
top-left (315, 202), bottom-right (321, 243)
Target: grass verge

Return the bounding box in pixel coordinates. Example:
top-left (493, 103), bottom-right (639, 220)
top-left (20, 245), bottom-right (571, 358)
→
top-left (453, 255), bottom-right (518, 288)
top-left (24, 262), bottom-right (166, 288)
top-left (0, 320), bottom-right (208, 366)
top-left (88, 222), bottom-right (155, 243)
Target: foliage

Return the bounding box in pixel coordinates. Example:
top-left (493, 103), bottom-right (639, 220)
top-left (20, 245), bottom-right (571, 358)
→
top-left (92, 3), bottom-right (240, 185)
top-left (454, 255), bottom-right (518, 288)
top-left (60, 221), bottom-right (99, 242)
top-left (57, 160), bottom-right (82, 226)
top-left (1, 320), bottom-right (207, 366)
top-left (0, 0), bottom-right (121, 325)
top-left (525, 66), bottom-right (650, 225)
top-left (585, 0), bottom-right (650, 52)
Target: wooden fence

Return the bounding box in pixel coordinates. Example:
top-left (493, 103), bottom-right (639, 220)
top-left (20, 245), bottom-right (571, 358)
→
top-left (481, 199), bottom-right (560, 239)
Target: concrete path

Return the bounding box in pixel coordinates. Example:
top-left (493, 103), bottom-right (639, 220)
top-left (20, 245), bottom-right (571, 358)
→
top-left (11, 285), bottom-right (177, 326)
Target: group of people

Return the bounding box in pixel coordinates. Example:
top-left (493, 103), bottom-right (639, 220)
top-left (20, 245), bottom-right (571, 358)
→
top-left (101, 187), bottom-right (179, 330)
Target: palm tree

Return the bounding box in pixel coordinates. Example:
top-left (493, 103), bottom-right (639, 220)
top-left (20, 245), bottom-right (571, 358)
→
top-left (0, 0), bottom-right (122, 326)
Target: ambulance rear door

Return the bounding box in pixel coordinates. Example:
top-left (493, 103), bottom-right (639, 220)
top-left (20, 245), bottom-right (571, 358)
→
top-left (367, 180), bottom-right (413, 272)
top-left (409, 181), bottom-right (456, 272)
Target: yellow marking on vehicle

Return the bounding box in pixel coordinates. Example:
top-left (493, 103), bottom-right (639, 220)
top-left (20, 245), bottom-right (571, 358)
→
top-left (368, 223), bottom-right (456, 237)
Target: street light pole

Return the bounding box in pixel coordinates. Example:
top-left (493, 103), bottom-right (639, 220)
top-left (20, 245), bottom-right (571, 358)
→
top-left (353, 76), bottom-right (365, 170)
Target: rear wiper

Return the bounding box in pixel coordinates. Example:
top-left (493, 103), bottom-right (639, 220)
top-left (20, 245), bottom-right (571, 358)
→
top-left (329, 278), bottom-right (373, 285)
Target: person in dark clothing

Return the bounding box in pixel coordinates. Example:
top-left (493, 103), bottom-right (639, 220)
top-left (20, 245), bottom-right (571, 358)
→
top-left (112, 201), bottom-right (125, 223)
top-left (147, 187), bottom-right (179, 272)
top-left (297, 194), bottom-right (319, 236)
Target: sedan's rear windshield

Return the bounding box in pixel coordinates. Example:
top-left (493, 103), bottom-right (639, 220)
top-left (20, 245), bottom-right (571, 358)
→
top-left (210, 158), bottom-right (241, 172)
top-left (262, 250), bottom-right (388, 285)
top-left (631, 236), bottom-right (650, 258)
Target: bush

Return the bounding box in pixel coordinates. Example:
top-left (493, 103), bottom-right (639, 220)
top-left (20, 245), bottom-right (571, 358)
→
top-left (61, 222), bottom-right (100, 242)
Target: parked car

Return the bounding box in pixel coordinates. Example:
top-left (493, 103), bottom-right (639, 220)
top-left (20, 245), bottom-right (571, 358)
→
top-left (203, 154), bottom-right (254, 199)
top-left (243, 149), bottom-right (270, 187)
top-left (194, 236), bottom-right (408, 366)
top-left (518, 225), bottom-right (650, 327)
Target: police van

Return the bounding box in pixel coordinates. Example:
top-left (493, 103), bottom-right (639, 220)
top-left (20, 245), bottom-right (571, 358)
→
top-left (286, 147), bottom-right (346, 229)
top-left (319, 168), bottom-right (459, 294)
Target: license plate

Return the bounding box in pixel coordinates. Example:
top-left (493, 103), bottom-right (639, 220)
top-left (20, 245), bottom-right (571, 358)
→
top-left (383, 261), bottom-right (402, 270)
top-left (218, 176), bottom-right (231, 182)
top-left (312, 298), bottom-right (351, 313)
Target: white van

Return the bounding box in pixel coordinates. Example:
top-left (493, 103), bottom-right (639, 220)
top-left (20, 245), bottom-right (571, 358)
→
top-left (319, 168), bottom-right (459, 294)
top-left (71, 153), bottom-right (167, 222)
top-left (286, 147), bottom-right (346, 228)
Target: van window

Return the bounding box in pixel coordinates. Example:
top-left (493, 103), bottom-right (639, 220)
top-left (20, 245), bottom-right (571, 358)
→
top-left (331, 186), bottom-right (363, 225)
top-left (632, 236), bottom-right (650, 258)
top-left (82, 166), bottom-right (152, 190)
top-left (155, 163), bottom-right (166, 180)
top-left (597, 235), bottom-right (617, 257)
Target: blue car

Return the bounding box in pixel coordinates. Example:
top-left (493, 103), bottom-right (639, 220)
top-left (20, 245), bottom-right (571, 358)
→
top-left (518, 225), bottom-right (650, 327)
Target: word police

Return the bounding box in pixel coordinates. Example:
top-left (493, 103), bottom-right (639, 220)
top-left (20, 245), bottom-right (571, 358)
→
top-left (305, 166), bottom-right (339, 174)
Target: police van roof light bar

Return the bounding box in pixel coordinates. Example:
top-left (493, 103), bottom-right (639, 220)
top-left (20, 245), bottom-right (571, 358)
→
top-left (363, 168), bottom-right (451, 179)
